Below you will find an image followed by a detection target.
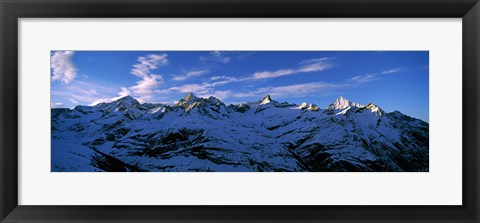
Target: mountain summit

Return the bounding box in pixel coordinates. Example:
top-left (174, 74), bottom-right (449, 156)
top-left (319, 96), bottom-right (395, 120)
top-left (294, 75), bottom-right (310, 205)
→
top-left (182, 93), bottom-right (200, 102)
top-left (327, 96), bottom-right (363, 110)
top-left (259, 95), bottom-right (275, 105)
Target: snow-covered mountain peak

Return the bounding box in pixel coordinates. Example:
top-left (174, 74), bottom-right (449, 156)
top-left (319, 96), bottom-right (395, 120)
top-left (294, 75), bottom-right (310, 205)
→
top-left (298, 102), bottom-right (309, 109)
top-left (294, 102), bottom-right (319, 111)
top-left (259, 95), bottom-right (274, 105)
top-left (308, 103), bottom-right (320, 111)
top-left (110, 95), bottom-right (140, 110)
top-left (175, 93), bottom-right (201, 107)
top-left (117, 95), bottom-right (135, 101)
top-left (327, 96), bottom-right (362, 110)
top-left (116, 95), bottom-right (138, 103)
top-left (182, 93), bottom-right (200, 103)
top-left (173, 93), bottom-right (227, 113)
top-left (207, 96), bottom-right (221, 104)
top-left (362, 103), bottom-right (384, 116)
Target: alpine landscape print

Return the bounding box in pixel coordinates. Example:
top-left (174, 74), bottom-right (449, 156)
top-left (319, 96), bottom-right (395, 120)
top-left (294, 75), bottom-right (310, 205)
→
top-left (51, 51), bottom-right (429, 172)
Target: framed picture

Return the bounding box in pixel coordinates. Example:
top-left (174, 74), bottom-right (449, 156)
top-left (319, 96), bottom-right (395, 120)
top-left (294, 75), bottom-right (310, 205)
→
top-left (1, 0), bottom-right (479, 222)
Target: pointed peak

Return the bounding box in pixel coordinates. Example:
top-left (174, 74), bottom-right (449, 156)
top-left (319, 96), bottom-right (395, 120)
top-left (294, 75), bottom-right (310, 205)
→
top-left (336, 96), bottom-right (348, 103)
top-left (115, 95), bottom-right (139, 104)
top-left (117, 95), bottom-right (135, 101)
top-left (207, 96), bottom-right (222, 103)
top-left (327, 96), bottom-right (362, 110)
top-left (363, 103), bottom-right (384, 115)
top-left (298, 102), bottom-right (309, 109)
top-left (174, 93), bottom-right (200, 108)
top-left (259, 95), bottom-right (274, 105)
top-left (181, 93), bottom-right (201, 103)
top-left (108, 95), bottom-right (140, 111)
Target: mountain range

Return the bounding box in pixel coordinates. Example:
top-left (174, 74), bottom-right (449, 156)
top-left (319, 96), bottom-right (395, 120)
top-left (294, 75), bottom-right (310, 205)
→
top-left (51, 94), bottom-right (429, 172)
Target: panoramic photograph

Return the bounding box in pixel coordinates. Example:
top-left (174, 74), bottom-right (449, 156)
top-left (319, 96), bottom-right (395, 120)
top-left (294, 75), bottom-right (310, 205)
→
top-left (51, 51), bottom-right (429, 172)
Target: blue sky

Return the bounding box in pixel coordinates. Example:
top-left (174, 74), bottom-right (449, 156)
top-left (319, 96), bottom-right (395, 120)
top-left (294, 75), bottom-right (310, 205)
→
top-left (50, 51), bottom-right (429, 121)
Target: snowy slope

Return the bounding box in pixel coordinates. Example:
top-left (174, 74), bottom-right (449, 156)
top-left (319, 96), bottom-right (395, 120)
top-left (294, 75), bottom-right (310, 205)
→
top-left (51, 94), bottom-right (429, 172)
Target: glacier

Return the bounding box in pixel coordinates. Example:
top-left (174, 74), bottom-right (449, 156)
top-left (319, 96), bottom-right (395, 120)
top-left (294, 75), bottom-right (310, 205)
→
top-left (51, 94), bottom-right (429, 172)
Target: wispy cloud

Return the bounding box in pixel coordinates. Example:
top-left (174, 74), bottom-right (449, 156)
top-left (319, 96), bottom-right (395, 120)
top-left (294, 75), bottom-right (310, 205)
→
top-left (168, 83), bottom-right (211, 95)
top-left (51, 51), bottom-right (77, 84)
top-left (234, 82), bottom-right (343, 99)
top-left (51, 80), bottom-right (118, 106)
top-left (381, 68), bottom-right (406, 74)
top-left (89, 54), bottom-right (169, 105)
top-left (160, 58), bottom-right (335, 100)
top-left (198, 90), bottom-right (232, 101)
top-left (60, 55), bottom-right (337, 104)
top-left (172, 69), bottom-right (209, 81)
top-left (252, 58), bottom-right (332, 79)
top-left (297, 61), bottom-right (332, 73)
top-left (299, 57), bottom-right (329, 65)
top-left (252, 69), bottom-right (295, 79)
top-left (130, 74), bottom-right (163, 102)
top-left (161, 81), bottom-right (233, 101)
top-left (236, 52), bottom-right (256, 60)
top-left (131, 54), bottom-right (168, 78)
top-left (50, 102), bottom-right (65, 108)
top-left (209, 76), bottom-right (242, 87)
top-left (349, 67), bottom-right (406, 84)
top-left (350, 74), bottom-right (377, 84)
top-left (200, 51), bottom-right (231, 64)
top-left (125, 54), bottom-right (168, 102)
top-left (204, 58), bottom-right (333, 88)
top-left (211, 51), bottom-right (231, 64)
top-left (89, 87), bottom-right (131, 105)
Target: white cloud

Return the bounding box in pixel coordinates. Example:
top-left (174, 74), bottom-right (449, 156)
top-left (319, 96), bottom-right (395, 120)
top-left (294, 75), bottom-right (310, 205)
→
top-left (253, 69), bottom-right (295, 79)
top-left (89, 98), bottom-right (114, 106)
top-left (211, 51), bottom-right (230, 64)
top-left (130, 74), bottom-right (163, 102)
top-left (51, 80), bottom-right (118, 106)
top-left (50, 102), bottom-right (64, 108)
top-left (196, 58), bottom-right (333, 90)
top-left (51, 53), bottom-right (168, 106)
top-left (349, 67), bottom-right (405, 84)
top-left (51, 51), bottom-right (77, 84)
top-left (166, 82), bottom-right (233, 101)
top-left (163, 58), bottom-right (335, 100)
top-left (381, 68), bottom-right (406, 74)
top-left (350, 74), bottom-right (377, 84)
top-left (251, 58), bottom-right (332, 80)
top-left (169, 83), bottom-right (211, 95)
top-left (83, 56), bottom-right (334, 105)
top-left (200, 51), bottom-right (231, 64)
top-left (124, 54), bottom-right (168, 102)
top-left (131, 54), bottom-right (168, 78)
top-left (90, 53), bottom-right (168, 105)
top-left (209, 76), bottom-right (241, 86)
top-left (118, 87), bottom-right (131, 97)
top-left (299, 57), bottom-right (329, 65)
top-left (89, 87), bottom-right (133, 105)
top-left (297, 62), bottom-right (332, 73)
top-left (172, 69), bottom-right (209, 81)
top-left (198, 90), bottom-right (232, 101)
top-left (234, 82), bottom-right (343, 98)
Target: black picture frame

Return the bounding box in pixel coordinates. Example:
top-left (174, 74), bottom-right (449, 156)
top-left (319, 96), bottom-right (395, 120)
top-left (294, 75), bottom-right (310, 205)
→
top-left (1, 0), bottom-right (479, 222)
